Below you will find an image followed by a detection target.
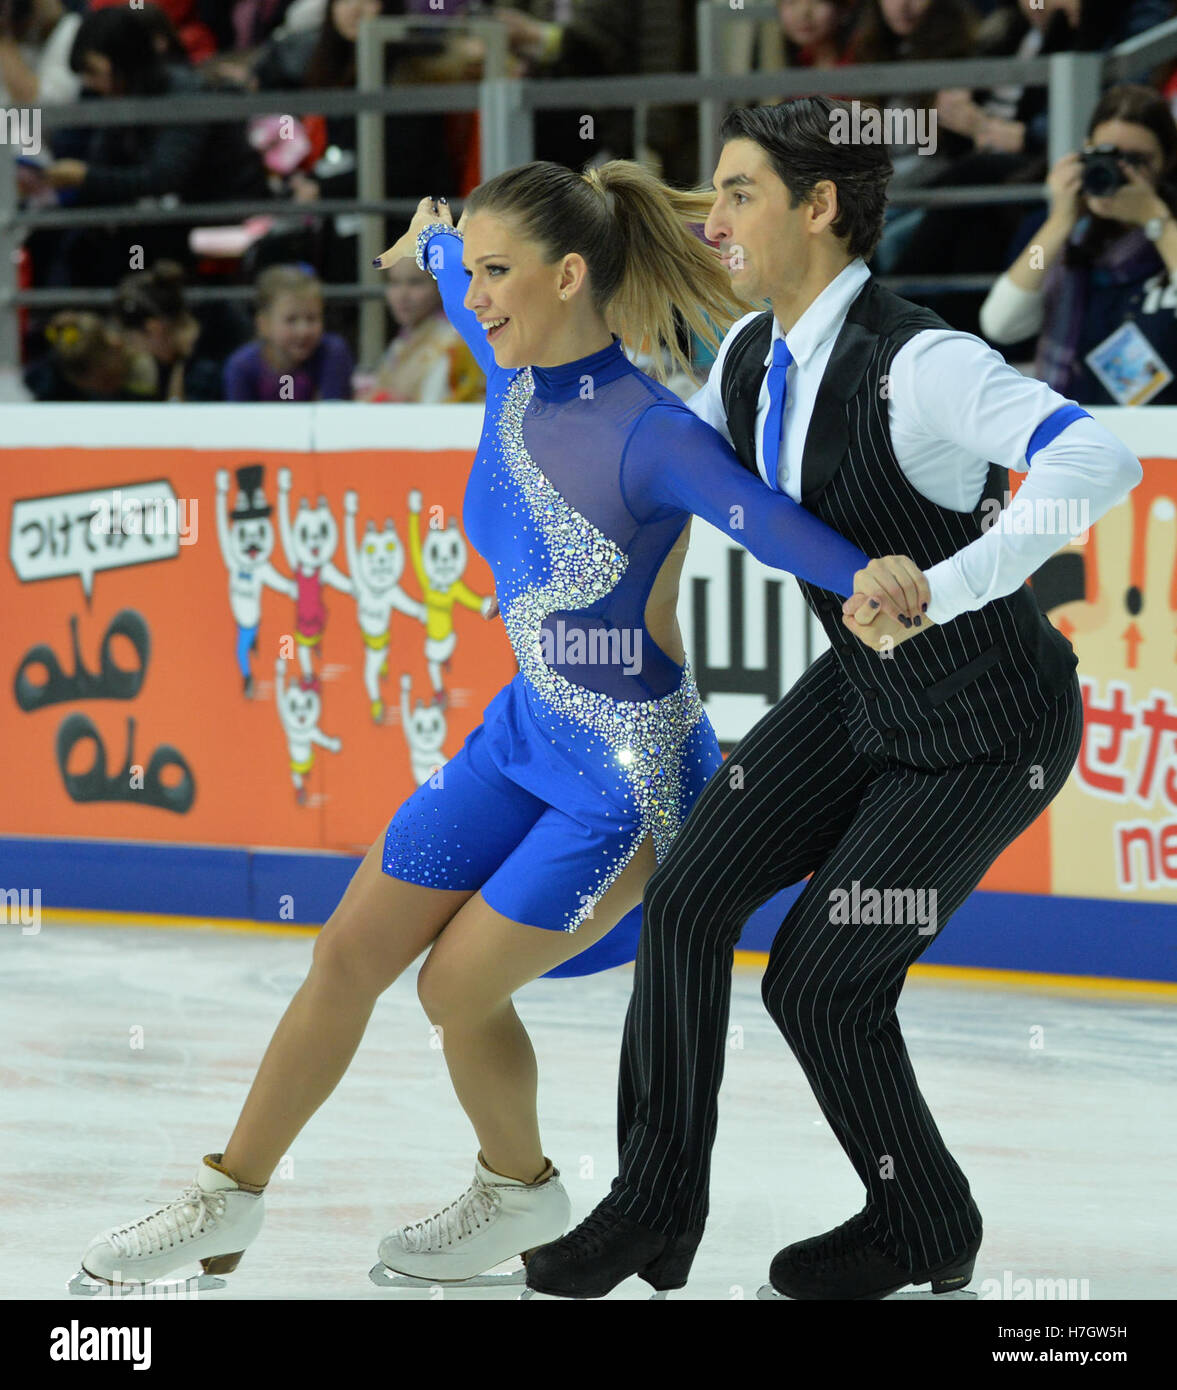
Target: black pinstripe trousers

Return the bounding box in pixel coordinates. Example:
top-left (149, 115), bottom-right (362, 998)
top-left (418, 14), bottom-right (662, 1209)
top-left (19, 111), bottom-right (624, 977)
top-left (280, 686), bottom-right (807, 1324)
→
top-left (602, 649), bottom-right (1084, 1271)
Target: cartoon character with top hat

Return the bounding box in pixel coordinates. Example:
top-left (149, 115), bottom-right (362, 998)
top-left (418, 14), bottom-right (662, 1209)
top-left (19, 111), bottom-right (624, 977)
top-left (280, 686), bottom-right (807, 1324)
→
top-left (215, 464), bottom-right (297, 697)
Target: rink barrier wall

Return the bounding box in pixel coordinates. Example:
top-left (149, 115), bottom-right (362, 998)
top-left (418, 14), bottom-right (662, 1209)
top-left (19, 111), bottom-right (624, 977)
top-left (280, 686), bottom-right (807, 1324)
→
top-left (5, 404), bottom-right (1177, 984)
top-left (4, 834), bottom-right (1175, 986)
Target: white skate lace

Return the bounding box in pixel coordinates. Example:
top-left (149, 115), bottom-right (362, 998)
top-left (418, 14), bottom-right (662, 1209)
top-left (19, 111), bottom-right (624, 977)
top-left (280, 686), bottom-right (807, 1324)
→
top-left (397, 1174), bottom-right (500, 1253)
top-left (108, 1185), bottom-right (227, 1259)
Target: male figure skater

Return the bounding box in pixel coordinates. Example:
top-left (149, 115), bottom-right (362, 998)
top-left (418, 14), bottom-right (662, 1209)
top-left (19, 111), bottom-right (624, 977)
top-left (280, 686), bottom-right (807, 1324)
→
top-left (526, 97), bottom-right (1143, 1299)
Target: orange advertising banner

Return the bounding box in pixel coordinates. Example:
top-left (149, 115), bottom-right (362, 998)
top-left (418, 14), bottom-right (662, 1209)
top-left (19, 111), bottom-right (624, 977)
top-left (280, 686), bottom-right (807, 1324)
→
top-left (4, 405), bottom-right (1177, 922)
top-left (4, 433), bottom-right (515, 855)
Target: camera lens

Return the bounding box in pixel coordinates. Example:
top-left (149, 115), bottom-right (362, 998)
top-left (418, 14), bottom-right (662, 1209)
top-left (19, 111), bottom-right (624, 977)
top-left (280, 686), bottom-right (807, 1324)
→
top-left (1081, 149), bottom-right (1126, 198)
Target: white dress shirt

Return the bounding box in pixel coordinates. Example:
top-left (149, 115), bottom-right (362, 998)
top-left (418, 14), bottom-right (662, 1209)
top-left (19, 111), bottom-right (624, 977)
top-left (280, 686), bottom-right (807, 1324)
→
top-left (687, 258), bottom-right (1144, 625)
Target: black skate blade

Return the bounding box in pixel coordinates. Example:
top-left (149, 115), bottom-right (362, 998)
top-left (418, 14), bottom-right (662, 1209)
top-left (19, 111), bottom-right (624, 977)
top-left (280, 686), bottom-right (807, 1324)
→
top-left (68, 1269), bottom-right (227, 1297)
top-left (369, 1260), bottom-right (525, 1289)
top-left (756, 1283), bottom-right (977, 1301)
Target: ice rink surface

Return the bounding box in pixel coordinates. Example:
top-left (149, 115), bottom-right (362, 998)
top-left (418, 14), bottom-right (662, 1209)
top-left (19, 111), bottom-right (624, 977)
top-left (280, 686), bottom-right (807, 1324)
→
top-left (2, 922), bottom-right (1174, 1302)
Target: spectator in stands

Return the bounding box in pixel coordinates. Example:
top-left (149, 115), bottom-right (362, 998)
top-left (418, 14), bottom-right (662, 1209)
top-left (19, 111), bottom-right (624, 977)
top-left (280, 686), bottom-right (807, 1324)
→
top-left (46, 9), bottom-right (268, 207)
top-left (224, 263), bottom-right (354, 400)
top-left (226, 2), bottom-right (327, 51)
top-left (493, 1), bottom-right (696, 183)
top-left (23, 311), bottom-right (159, 402)
top-left (848, 0), bottom-right (980, 271)
top-left (778, 0), bottom-right (859, 67)
top-left (953, 0), bottom-right (1176, 168)
top-left (869, 0), bottom-right (1176, 296)
top-left (980, 84), bottom-right (1177, 404)
top-left (0, 0), bottom-right (81, 104)
top-left (22, 9), bottom-right (270, 287)
top-left (248, 0), bottom-right (457, 196)
top-left (361, 259), bottom-right (484, 402)
top-left (111, 260), bottom-right (225, 402)
top-left (86, 0), bottom-right (219, 66)
top-left (200, 0), bottom-right (316, 53)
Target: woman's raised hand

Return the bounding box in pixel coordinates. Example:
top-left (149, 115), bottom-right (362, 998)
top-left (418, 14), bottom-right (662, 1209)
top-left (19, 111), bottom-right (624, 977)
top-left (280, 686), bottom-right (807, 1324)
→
top-left (373, 196), bottom-right (455, 270)
top-left (1045, 151), bottom-right (1084, 231)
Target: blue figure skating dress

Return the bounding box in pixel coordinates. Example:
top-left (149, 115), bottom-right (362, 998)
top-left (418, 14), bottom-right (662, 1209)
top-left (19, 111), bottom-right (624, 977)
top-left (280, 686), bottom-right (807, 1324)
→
top-left (382, 223), bottom-right (868, 977)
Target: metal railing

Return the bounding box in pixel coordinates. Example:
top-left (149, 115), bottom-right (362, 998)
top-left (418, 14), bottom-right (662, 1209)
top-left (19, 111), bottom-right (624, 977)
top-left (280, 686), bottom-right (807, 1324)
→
top-left (1, 10), bottom-right (1176, 376)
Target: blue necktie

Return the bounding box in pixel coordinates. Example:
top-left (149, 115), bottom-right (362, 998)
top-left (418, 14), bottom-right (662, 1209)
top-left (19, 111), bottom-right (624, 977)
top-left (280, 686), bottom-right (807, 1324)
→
top-left (761, 337), bottom-right (793, 492)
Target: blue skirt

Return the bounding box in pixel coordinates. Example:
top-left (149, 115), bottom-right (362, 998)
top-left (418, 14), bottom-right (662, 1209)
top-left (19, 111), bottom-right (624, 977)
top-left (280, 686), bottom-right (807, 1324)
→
top-left (383, 672), bottom-right (723, 978)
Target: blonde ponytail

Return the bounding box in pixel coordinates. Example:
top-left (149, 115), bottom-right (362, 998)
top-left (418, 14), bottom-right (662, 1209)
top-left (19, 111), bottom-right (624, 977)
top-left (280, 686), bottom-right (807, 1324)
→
top-left (582, 161), bottom-right (744, 383)
top-left (465, 159), bottom-right (746, 385)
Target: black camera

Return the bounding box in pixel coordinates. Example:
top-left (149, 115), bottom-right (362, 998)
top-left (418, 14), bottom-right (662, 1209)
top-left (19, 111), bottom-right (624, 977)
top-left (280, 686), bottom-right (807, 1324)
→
top-left (1080, 145), bottom-right (1150, 198)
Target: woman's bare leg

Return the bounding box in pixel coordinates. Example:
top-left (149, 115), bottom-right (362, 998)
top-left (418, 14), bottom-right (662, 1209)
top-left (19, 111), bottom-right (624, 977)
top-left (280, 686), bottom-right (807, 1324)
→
top-left (220, 836), bottom-right (475, 1188)
top-left (415, 835), bottom-right (657, 1184)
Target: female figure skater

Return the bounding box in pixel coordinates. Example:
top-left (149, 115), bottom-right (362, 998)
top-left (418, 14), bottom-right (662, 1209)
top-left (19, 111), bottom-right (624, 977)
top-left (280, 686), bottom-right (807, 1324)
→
top-left (76, 161), bottom-right (896, 1293)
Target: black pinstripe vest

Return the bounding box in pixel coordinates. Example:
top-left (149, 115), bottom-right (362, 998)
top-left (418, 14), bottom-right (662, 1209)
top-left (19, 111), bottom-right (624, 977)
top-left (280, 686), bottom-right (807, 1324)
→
top-left (720, 276), bottom-right (1078, 769)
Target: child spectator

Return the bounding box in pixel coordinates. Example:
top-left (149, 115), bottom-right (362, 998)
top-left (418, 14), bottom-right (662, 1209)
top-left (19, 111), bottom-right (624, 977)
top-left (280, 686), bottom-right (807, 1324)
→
top-left (24, 311), bottom-right (159, 402)
top-left (361, 260), bottom-right (484, 403)
top-left (224, 264), bottom-right (353, 400)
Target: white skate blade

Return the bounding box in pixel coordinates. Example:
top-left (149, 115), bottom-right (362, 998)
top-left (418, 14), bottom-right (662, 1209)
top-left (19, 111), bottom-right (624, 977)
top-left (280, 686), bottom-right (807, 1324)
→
top-left (887, 1289), bottom-right (977, 1299)
top-left (756, 1283), bottom-right (977, 1300)
top-left (68, 1268), bottom-right (227, 1297)
top-left (369, 1260), bottom-right (526, 1289)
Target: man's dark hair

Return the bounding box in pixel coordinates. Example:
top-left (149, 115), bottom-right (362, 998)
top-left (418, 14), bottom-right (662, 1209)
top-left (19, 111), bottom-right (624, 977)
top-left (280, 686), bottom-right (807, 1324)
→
top-left (718, 98), bottom-right (892, 260)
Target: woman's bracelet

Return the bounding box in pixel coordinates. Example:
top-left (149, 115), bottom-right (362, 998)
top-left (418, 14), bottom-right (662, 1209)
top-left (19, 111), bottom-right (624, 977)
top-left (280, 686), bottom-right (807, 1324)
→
top-left (415, 221), bottom-right (460, 276)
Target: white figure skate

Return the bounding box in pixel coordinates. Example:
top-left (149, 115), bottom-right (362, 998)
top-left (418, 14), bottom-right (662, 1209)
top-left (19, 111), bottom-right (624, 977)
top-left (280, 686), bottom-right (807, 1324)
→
top-left (69, 1154), bottom-right (265, 1296)
top-left (370, 1154), bottom-right (570, 1289)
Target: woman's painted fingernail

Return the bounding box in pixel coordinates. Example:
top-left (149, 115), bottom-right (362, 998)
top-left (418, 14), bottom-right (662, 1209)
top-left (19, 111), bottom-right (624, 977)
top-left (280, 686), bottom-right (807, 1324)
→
top-left (439, 196), bottom-right (448, 204)
top-left (921, 602), bottom-right (928, 612)
top-left (869, 598), bottom-right (879, 609)
top-left (371, 257), bottom-right (382, 267)
top-left (914, 616), bottom-right (922, 627)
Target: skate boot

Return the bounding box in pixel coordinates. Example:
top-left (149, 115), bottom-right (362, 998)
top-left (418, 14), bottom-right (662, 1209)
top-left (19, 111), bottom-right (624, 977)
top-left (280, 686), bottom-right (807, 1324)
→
top-left (70, 1153), bottom-right (265, 1296)
top-left (370, 1153), bottom-right (570, 1289)
top-left (758, 1208), bottom-right (981, 1300)
top-left (523, 1205), bottom-right (701, 1300)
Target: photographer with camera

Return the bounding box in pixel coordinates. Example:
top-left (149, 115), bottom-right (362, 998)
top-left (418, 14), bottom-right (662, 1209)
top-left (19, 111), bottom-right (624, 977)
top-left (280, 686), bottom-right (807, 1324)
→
top-left (980, 84), bottom-right (1177, 405)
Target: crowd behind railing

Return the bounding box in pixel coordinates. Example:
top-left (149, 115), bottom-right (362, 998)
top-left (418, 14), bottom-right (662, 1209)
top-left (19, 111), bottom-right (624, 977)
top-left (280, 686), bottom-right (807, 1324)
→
top-left (4, 0), bottom-right (1177, 407)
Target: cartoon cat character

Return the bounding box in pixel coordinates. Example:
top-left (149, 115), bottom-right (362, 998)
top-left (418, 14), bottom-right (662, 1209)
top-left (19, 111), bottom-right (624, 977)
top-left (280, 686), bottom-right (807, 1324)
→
top-left (400, 671), bottom-right (447, 786)
top-left (407, 488), bottom-right (493, 705)
top-left (276, 468), bottom-right (353, 683)
top-left (343, 489), bottom-right (426, 722)
top-left (214, 464), bottom-right (296, 697)
top-left (275, 656), bottom-right (341, 804)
